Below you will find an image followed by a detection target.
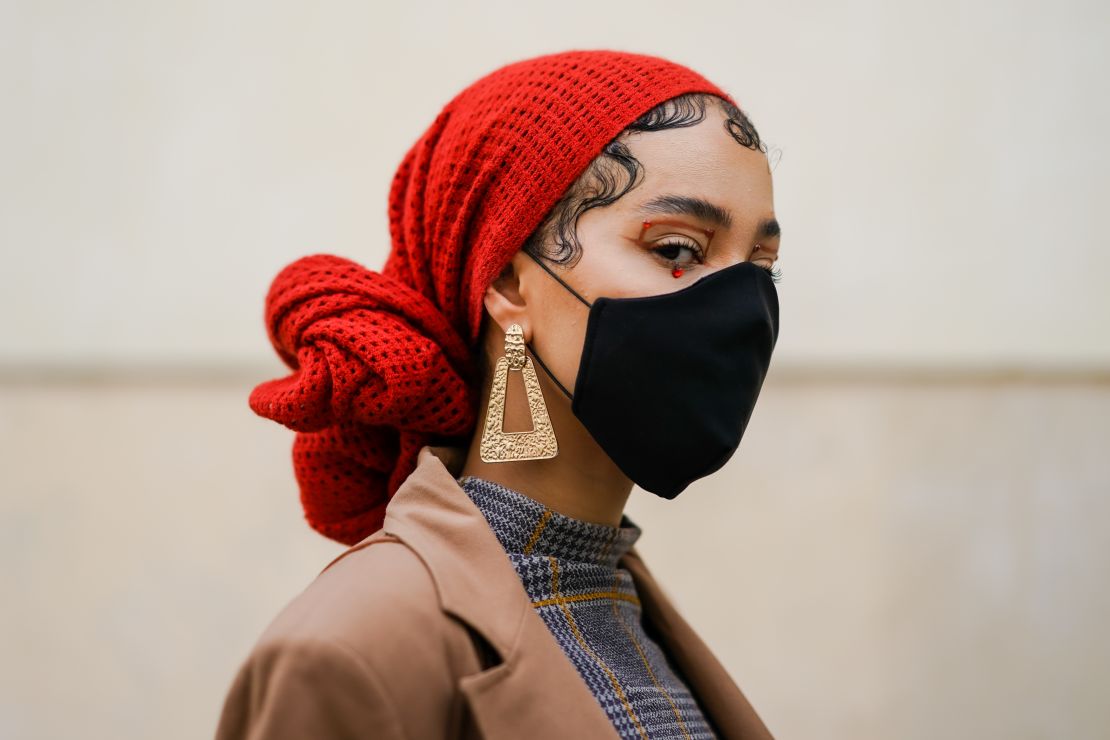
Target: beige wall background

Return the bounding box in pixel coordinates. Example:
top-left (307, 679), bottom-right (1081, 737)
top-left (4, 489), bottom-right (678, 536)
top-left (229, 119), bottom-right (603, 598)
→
top-left (1, 0), bottom-right (1107, 738)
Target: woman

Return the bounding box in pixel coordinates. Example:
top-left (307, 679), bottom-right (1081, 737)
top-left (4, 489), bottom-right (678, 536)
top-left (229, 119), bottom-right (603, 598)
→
top-left (216, 49), bottom-right (781, 739)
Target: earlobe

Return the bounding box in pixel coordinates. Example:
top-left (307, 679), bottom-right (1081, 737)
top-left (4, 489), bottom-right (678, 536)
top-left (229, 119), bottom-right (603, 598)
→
top-left (483, 276), bottom-right (530, 341)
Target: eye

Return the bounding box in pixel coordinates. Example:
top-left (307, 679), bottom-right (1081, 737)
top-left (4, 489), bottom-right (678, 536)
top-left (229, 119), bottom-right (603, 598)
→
top-left (651, 238), bottom-right (705, 267)
top-left (758, 262), bottom-right (784, 283)
top-left (750, 244), bottom-right (783, 283)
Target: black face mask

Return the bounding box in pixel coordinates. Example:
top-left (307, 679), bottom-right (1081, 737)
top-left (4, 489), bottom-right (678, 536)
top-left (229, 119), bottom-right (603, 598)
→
top-left (523, 251), bottom-right (780, 499)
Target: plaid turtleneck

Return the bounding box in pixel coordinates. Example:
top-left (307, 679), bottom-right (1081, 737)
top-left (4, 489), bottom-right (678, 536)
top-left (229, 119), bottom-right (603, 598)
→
top-left (457, 475), bottom-right (717, 740)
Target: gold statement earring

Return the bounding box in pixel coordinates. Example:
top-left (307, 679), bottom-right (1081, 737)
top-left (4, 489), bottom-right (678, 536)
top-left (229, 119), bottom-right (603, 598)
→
top-left (479, 323), bottom-right (559, 462)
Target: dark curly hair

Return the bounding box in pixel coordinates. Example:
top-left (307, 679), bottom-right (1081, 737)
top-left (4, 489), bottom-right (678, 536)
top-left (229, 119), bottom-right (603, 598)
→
top-left (520, 92), bottom-right (770, 269)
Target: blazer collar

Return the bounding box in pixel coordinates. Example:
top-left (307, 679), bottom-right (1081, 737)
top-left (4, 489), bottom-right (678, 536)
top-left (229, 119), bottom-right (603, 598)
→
top-left (377, 444), bottom-right (619, 737)
top-left (370, 444), bottom-right (773, 740)
top-left (378, 444), bottom-right (525, 658)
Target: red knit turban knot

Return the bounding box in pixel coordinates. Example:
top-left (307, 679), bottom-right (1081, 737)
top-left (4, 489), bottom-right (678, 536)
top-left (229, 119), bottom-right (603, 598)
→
top-left (250, 48), bottom-right (735, 545)
top-left (249, 255), bottom-right (477, 545)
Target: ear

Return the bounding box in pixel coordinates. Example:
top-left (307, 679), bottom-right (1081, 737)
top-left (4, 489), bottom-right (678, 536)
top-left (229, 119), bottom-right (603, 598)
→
top-left (483, 252), bottom-right (532, 341)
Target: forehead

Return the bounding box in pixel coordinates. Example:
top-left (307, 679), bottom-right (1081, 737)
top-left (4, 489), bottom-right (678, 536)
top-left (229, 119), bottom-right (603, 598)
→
top-left (616, 106), bottom-right (773, 215)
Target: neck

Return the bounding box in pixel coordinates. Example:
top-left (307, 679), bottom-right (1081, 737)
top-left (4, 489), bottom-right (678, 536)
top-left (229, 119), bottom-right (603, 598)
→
top-left (458, 370), bottom-right (633, 528)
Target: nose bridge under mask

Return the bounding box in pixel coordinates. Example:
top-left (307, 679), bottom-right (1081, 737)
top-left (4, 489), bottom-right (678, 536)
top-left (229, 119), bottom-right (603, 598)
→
top-left (517, 250), bottom-right (778, 411)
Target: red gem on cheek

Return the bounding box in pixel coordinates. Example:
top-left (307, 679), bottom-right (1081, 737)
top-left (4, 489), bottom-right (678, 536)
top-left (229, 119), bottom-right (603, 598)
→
top-left (671, 266), bottom-right (684, 278)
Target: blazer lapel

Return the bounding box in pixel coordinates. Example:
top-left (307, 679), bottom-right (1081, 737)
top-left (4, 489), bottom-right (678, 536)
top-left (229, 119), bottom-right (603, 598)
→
top-left (378, 445), bottom-right (620, 740)
top-left (620, 549), bottom-right (774, 739)
top-left (454, 606), bottom-right (622, 739)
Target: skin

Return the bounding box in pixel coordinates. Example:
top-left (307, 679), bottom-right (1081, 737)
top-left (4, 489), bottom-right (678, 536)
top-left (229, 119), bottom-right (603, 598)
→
top-left (458, 103), bottom-right (781, 527)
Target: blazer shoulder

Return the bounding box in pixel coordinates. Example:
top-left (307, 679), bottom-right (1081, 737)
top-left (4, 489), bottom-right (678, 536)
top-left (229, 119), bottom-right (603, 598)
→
top-left (216, 537), bottom-right (483, 739)
top-left (214, 633), bottom-right (406, 740)
top-left (256, 536), bottom-right (447, 650)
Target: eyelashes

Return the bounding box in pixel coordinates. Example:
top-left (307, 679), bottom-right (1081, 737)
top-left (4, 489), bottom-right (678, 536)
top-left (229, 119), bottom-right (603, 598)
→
top-left (761, 264), bottom-right (783, 283)
top-left (650, 239), bottom-right (784, 283)
top-left (651, 238), bottom-right (704, 265)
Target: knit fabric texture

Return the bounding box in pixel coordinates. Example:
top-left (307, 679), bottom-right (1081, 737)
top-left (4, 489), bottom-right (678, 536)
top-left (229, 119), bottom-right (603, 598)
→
top-left (249, 49), bottom-right (736, 545)
top-left (458, 475), bottom-right (718, 740)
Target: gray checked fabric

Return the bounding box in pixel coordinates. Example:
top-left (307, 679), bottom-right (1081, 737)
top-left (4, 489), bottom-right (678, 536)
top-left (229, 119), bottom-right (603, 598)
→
top-left (457, 474), bottom-right (718, 740)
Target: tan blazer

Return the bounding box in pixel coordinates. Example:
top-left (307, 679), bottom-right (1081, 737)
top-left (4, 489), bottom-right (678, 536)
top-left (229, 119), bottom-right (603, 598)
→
top-left (215, 445), bottom-right (774, 739)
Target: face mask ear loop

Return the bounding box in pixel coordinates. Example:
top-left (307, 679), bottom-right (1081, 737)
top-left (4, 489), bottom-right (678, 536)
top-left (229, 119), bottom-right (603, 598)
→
top-left (526, 341), bottom-right (574, 402)
top-left (515, 250), bottom-right (590, 402)
top-left (522, 250), bottom-right (593, 309)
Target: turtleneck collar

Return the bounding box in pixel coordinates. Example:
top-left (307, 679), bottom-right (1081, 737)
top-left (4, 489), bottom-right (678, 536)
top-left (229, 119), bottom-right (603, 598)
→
top-left (456, 475), bottom-right (642, 568)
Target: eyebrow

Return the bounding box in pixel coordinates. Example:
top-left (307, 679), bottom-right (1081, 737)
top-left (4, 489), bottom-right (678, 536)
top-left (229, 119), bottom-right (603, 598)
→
top-left (637, 193), bottom-right (781, 240)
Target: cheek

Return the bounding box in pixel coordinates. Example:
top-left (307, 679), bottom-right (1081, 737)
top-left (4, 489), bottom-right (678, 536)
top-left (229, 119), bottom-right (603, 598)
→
top-left (530, 283), bottom-right (591, 396)
top-left (574, 212), bottom-right (678, 299)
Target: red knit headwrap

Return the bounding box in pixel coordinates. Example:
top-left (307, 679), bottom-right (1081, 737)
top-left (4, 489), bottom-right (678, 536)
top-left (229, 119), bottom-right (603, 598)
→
top-left (250, 49), bottom-right (737, 545)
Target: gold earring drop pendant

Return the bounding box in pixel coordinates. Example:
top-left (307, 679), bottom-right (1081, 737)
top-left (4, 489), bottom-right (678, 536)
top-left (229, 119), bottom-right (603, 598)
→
top-left (479, 323), bottom-right (559, 462)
